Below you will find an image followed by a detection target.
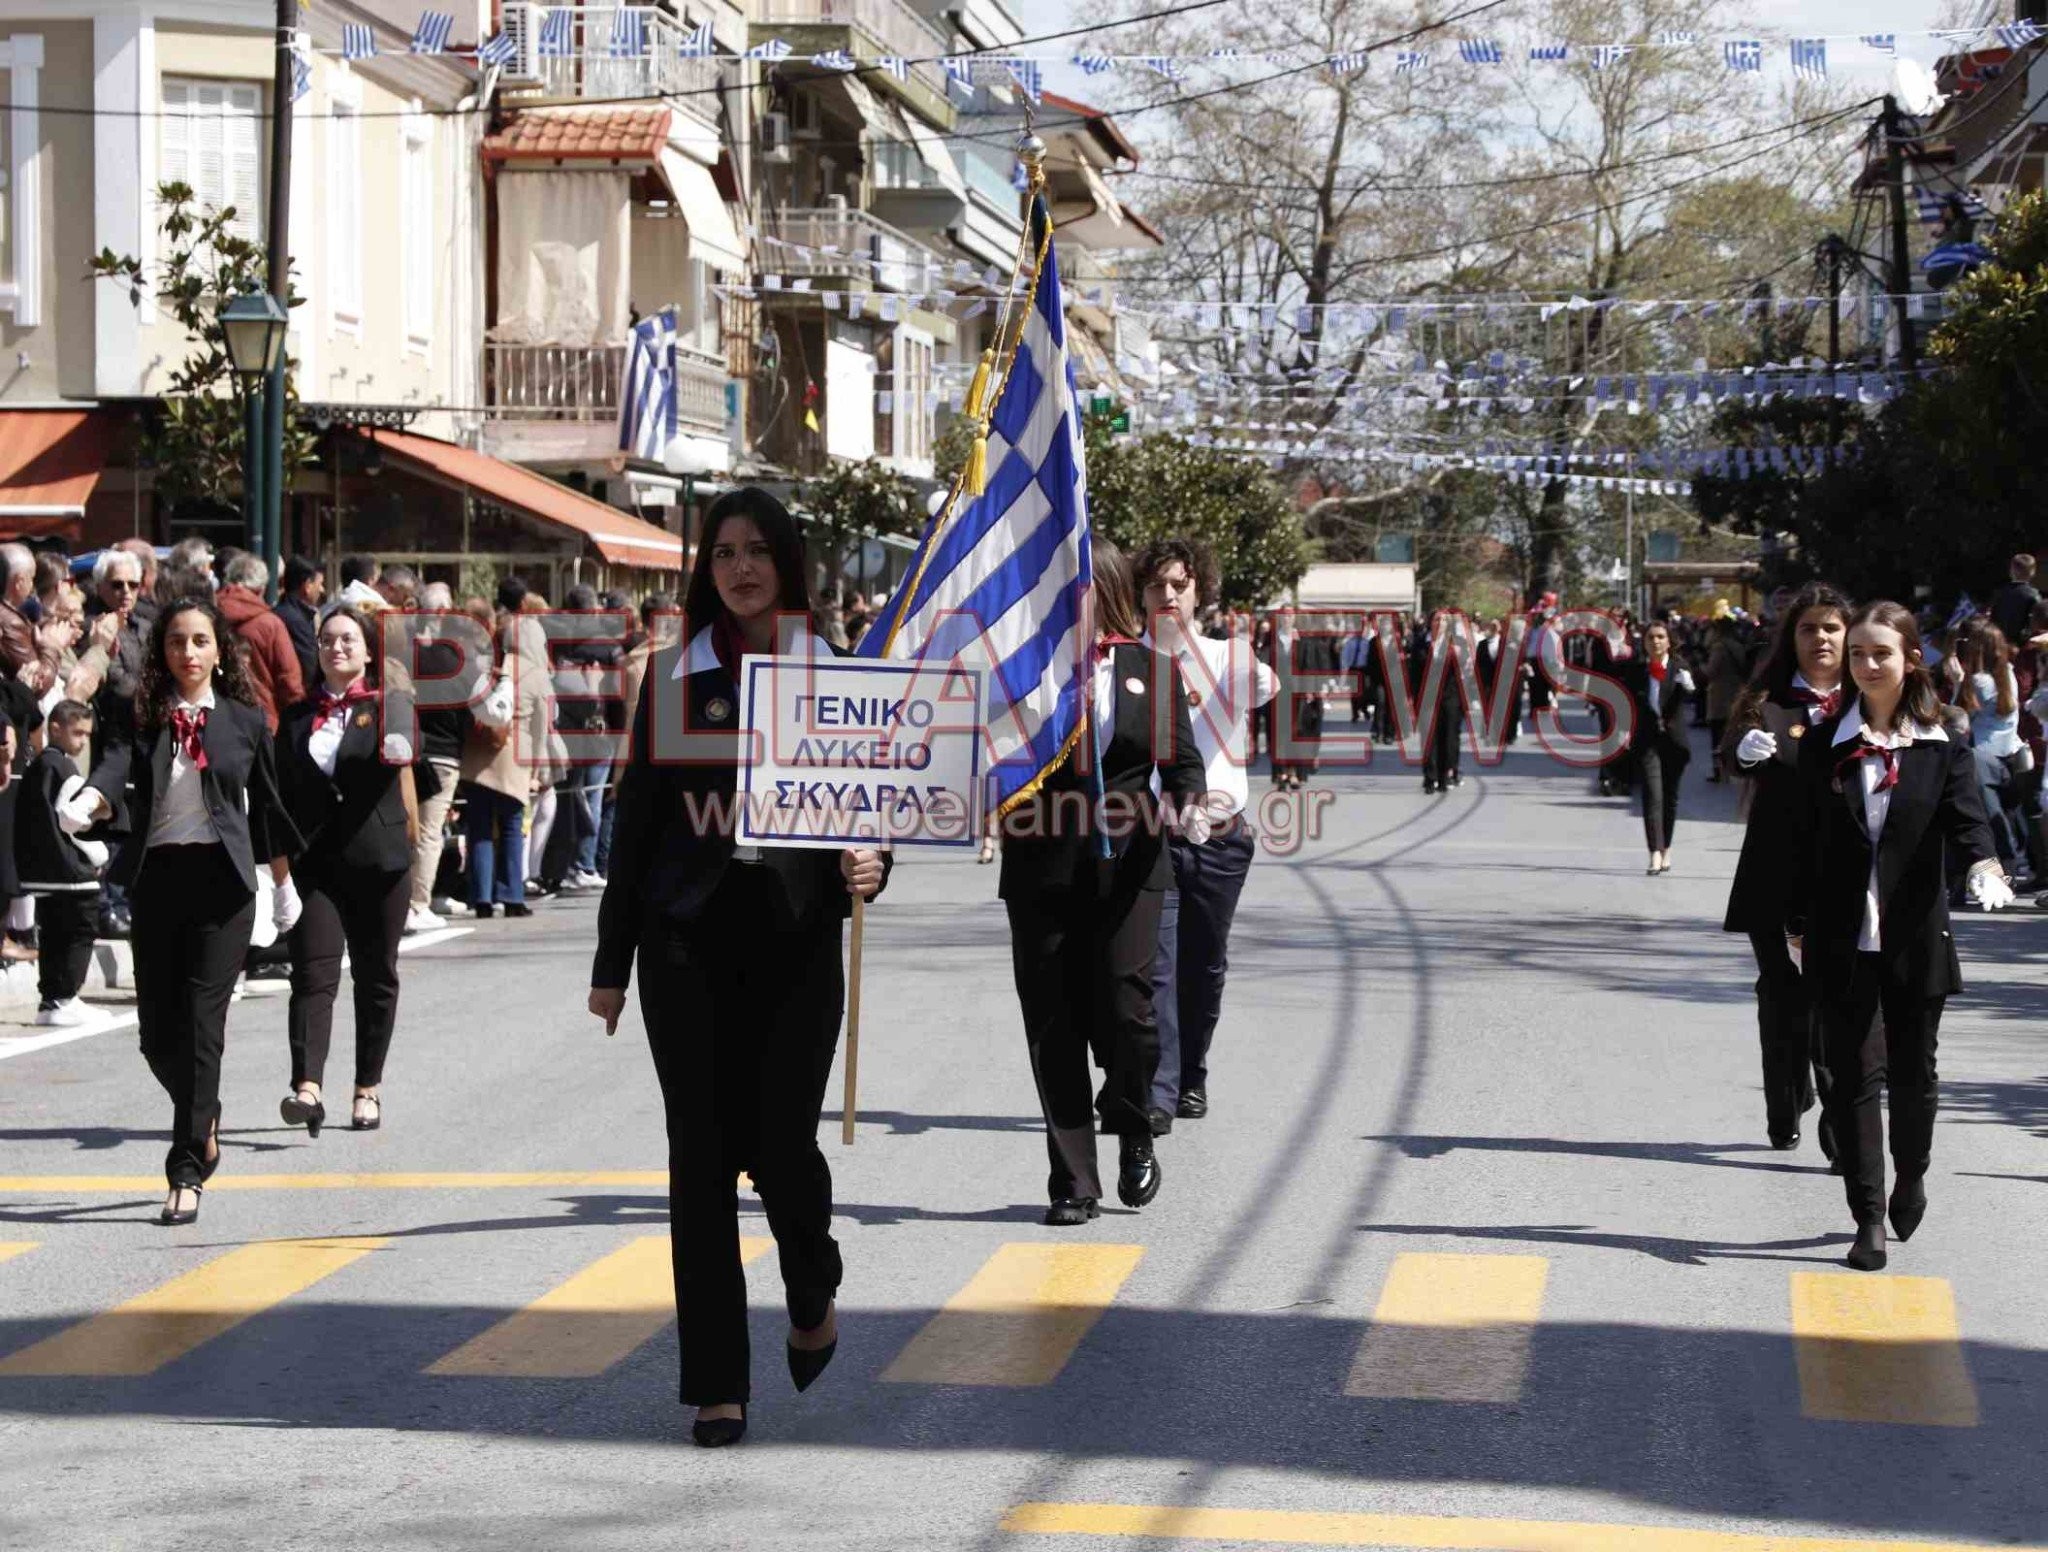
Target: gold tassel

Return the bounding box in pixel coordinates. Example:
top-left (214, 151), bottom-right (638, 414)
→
top-left (963, 428), bottom-right (989, 497)
top-left (963, 349), bottom-right (995, 421)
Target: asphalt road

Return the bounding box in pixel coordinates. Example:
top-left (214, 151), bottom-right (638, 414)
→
top-left (3, 718), bottom-right (2045, 1552)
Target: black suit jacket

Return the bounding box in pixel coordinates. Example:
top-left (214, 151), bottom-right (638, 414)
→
top-left (1723, 691), bottom-right (1821, 933)
top-left (1786, 720), bottom-right (1996, 997)
top-left (592, 640), bottom-right (886, 991)
top-left (1625, 660), bottom-right (1692, 759)
top-left (275, 689), bottom-right (414, 875)
top-left (89, 695), bottom-right (301, 891)
top-left (999, 641), bottom-right (1208, 900)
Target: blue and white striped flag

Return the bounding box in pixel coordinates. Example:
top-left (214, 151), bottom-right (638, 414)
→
top-left (1790, 38), bottom-right (1827, 79)
top-left (292, 52), bottom-right (312, 101)
top-left (1459, 39), bottom-right (1502, 64)
top-left (678, 20), bottom-right (714, 57)
top-left (1393, 50), bottom-right (1429, 73)
top-left (477, 30), bottom-right (517, 67)
top-left (619, 309), bottom-right (678, 464)
top-left (1136, 55), bottom-right (1184, 80)
top-left (877, 54), bottom-right (910, 80)
top-left (1914, 186), bottom-right (1991, 223)
top-left (1005, 58), bottom-right (1042, 101)
top-left (1528, 42), bottom-right (1568, 62)
top-left (610, 8), bottom-right (647, 56)
top-left (1326, 50), bottom-right (1368, 75)
top-left (341, 22), bottom-right (376, 61)
top-left (1658, 30), bottom-right (1696, 45)
top-left (1724, 39), bottom-right (1762, 72)
top-left (410, 11), bottom-right (453, 54)
top-left (744, 37), bottom-right (792, 60)
top-left (856, 203), bottom-right (1092, 818)
top-left (943, 56), bottom-right (972, 87)
top-left (1860, 34), bottom-right (1897, 55)
top-left (1997, 20), bottom-right (2046, 47)
top-left (536, 9), bottom-right (573, 57)
top-left (810, 49), bottom-right (856, 71)
top-left (1074, 52), bottom-right (1115, 75)
top-left (1590, 43), bottom-right (1631, 69)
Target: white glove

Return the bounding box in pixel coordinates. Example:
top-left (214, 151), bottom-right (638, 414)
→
top-left (1968, 867), bottom-right (2015, 911)
top-left (1735, 728), bottom-right (1778, 767)
top-left (1181, 802), bottom-right (1213, 848)
top-left (1672, 667), bottom-right (1695, 694)
top-left (58, 790), bottom-right (103, 834)
top-left (273, 875), bottom-right (304, 934)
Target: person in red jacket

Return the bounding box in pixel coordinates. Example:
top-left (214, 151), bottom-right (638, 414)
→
top-left (215, 553), bottom-right (306, 733)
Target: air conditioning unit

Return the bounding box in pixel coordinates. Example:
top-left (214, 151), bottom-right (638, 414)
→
top-left (761, 112), bottom-right (791, 162)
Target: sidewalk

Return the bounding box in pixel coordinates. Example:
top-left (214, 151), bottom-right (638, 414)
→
top-left (0, 939), bottom-right (135, 1018)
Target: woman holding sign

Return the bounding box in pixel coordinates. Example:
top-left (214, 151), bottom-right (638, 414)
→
top-left (1001, 537), bottom-right (1208, 1226)
top-left (587, 487), bottom-right (885, 1448)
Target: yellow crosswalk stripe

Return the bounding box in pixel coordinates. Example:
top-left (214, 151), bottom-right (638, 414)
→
top-left (1790, 1271), bottom-right (1979, 1426)
top-left (881, 1243), bottom-right (1143, 1388)
top-left (426, 1235), bottom-right (770, 1378)
top-left (0, 1243), bottom-right (36, 1266)
top-left (0, 1237), bottom-right (387, 1377)
top-left (1001, 1502), bottom-right (2047, 1551)
top-left (1345, 1252), bottom-right (1549, 1403)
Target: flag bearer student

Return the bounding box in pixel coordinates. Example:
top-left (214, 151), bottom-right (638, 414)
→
top-left (62, 597), bottom-right (304, 1227)
top-left (1134, 538), bottom-right (1275, 1135)
top-left (16, 700), bottom-right (109, 1026)
top-left (1786, 600), bottom-right (2014, 1274)
top-left (587, 487), bottom-right (886, 1449)
top-left (1000, 536), bottom-right (1209, 1226)
top-left (1722, 581), bottom-right (1852, 1160)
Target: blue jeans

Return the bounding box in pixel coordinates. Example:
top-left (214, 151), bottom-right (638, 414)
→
top-left (1148, 824), bottom-right (1256, 1113)
top-left (1971, 746), bottom-right (2023, 866)
top-left (464, 787), bottom-right (527, 906)
top-left (569, 761), bottom-right (611, 876)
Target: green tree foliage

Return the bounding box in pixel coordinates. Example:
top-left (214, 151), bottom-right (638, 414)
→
top-left (88, 183), bottom-right (315, 513)
top-left (1080, 414), bottom-right (1312, 609)
top-left (1697, 191), bottom-right (2048, 601)
top-left (796, 456), bottom-right (923, 601)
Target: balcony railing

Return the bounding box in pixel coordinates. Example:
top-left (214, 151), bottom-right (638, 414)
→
top-left (500, 4), bottom-right (721, 107)
top-left (764, 206), bottom-right (942, 294)
top-left (754, 0), bottom-right (949, 96)
top-left (483, 340), bottom-right (728, 436)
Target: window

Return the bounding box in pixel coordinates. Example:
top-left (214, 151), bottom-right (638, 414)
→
top-left (683, 259), bottom-right (721, 357)
top-left (401, 113), bottom-right (432, 352)
top-left (897, 331), bottom-right (934, 467)
top-left (328, 93), bottom-right (362, 331)
top-left (159, 78), bottom-right (263, 245)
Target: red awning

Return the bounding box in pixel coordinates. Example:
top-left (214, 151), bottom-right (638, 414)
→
top-left (0, 410), bottom-right (115, 538)
top-left (366, 429), bottom-right (686, 569)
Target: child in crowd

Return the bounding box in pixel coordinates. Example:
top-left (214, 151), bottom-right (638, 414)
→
top-left (17, 699), bottom-right (107, 1026)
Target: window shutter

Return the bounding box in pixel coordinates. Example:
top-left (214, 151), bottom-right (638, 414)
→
top-left (160, 81), bottom-right (190, 194)
top-left (225, 84), bottom-right (262, 242)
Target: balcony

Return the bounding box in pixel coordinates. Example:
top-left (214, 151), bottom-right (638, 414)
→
top-left (764, 206), bottom-right (943, 295)
top-left (500, 4), bottom-right (721, 115)
top-left (752, 0), bottom-right (954, 124)
top-left (480, 340), bottom-right (729, 464)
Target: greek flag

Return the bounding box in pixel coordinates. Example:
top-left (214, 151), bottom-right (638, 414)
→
top-left (341, 22), bottom-right (376, 60)
top-left (1997, 20), bottom-right (2046, 47)
top-left (1590, 43), bottom-right (1631, 69)
top-left (610, 8), bottom-right (647, 56)
top-left (856, 202), bottom-right (1091, 818)
top-left (679, 20), bottom-right (714, 57)
top-left (1074, 52), bottom-right (1115, 75)
top-left (1394, 50), bottom-right (1429, 73)
top-left (1005, 58), bottom-right (1042, 101)
top-left (944, 56), bottom-right (972, 87)
top-left (410, 11), bottom-right (453, 54)
top-left (1136, 55), bottom-right (1184, 80)
top-left (744, 37), bottom-right (792, 60)
top-left (537, 9), bottom-right (573, 57)
top-left (1914, 187), bottom-right (1991, 223)
top-left (1658, 30), bottom-right (1696, 45)
top-left (1724, 39), bottom-right (1762, 72)
top-left (619, 309), bottom-right (678, 463)
top-left (1327, 50), bottom-right (1369, 74)
top-left (1860, 33), bottom-right (1897, 55)
top-left (1791, 38), bottom-right (1827, 79)
top-left (1528, 42), bottom-right (1568, 61)
top-left (477, 30), bottom-right (517, 67)
top-left (291, 52), bottom-right (312, 101)
top-left (1459, 39), bottom-right (1502, 64)
top-left (877, 54), bottom-right (910, 80)
top-left (811, 49), bottom-right (856, 71)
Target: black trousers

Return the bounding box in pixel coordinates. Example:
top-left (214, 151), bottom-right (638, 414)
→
top-left (1746, 928), bottom-right (1830, 1138)
top-left (1423, 705), bottom-right (1463, 787)
top-left (287, 862), bottom-right (409, 1091)
top-left (1637, 744), bottom-right (1685, 852)
top-left (34, 893), bottom-right (98, 1005)
top-left (1150, 827), bottom-right (1255, 1112)
top-left (1817, 951), bottom-right (1945, 1224)
top-left (131, 845), bottom-right (256, 1188)
top-left (1007, 856), bottom-right (1164, 1202)
top-left (636, 869), bottom-right (845, 1406)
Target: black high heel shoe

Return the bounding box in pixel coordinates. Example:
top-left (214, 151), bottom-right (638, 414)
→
top-left (1889, 1176), bottom-right (1928, 1242)
top-left (280, 1088), bottom-right (325, 1138)
top-left (787, 1307), bottom-right (838, 1393)
top-left (1847, 1220), bottom-right (1888, 1272)
top-left (691, 1405), bottom-right (747, 1447)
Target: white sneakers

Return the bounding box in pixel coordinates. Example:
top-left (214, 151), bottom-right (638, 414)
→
top-left (561, 869), bottom-right (606, 892)
top-left (404, 906), bottom-right (447, 935)
top-left (35, 998), bottom-right (100, 1027)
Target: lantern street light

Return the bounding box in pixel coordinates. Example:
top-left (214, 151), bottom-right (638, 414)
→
top-left (219, 289), bottom-right (290, 585)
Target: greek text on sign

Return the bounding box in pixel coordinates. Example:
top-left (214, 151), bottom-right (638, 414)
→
top-left (737, 657), bottom-right (985, 850)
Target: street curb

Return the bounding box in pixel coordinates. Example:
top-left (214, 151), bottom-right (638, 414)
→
top-left (0, 939), bottom-right (134, 1014)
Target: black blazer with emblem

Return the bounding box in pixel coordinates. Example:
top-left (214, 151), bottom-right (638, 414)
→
top-left (998, 641), bottom-right (1208, 901)
top-left (592, 632), bottom-right (887, 992)
top-left (1785, 707), bottom-right (1996, 997)
top-left (1723, 689), bottom-right (1827, 933)
top-left (1624, 658), bottom-right (1692, 759)
top-left (274, 688), bottom-right (415, 877)
top-left (89, 694), bottom-right (302, 892)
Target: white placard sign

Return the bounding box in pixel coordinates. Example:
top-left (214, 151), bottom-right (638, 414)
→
top-left (735, 656), bottom-right (985, 850)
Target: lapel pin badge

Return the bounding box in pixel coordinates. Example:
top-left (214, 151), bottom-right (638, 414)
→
top-left (705, 697), bottom-right (732, 723)
top-left (1124, 676), bottom-right (1147, 696)
top-left (353, 710), bottom-right (372, 728)
top-left (1788, 723), bottom-right (1805, 740)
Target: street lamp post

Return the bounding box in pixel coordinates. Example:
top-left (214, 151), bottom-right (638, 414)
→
top-left (219, 290), bottom-right (290, 585)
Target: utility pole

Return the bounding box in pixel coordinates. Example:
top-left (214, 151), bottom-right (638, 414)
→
top-left (263, 0), bottom-right (295, 599)
top-left (1821, 233), bottom-right (1845, 451)
top-left (1882, 96), bottom-right (1920, 375)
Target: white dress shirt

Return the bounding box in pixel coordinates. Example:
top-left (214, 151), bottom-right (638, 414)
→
top-left (1161, 630), bottom-right (1277, 822)
top-left (1790, 672), bottom-right (1841, 723)
top-left (1832, 701), bottom-right (1946, 953)
top-left (149, 687), bottom-right (222, 848)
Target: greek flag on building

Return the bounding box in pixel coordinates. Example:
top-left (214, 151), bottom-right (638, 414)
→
top-left (619, 309), bottom-right (678, 463)
top-left (857, 202), bottom-right (1091, 816)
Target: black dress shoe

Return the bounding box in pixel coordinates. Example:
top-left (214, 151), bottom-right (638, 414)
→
top-left (471, 903), bottom-right (494, 919)
top-left (1889, 1176), bottom-right (1928, 1242)
top-left (502, 903), bottom-right (534, 919)
top-left (1847, 1221), bottom-right (1888, 1272)
top-left (1044, 1197), bottom-right (1098, 1226)
top-left (1768, 1128), bottom-right (1800, 1151)
top-left (787, 1323), bottom-right (837, 1393)
top-left (1146, 1106), bottom-right (1173, 1137)
top-left (691, 1406), bottom-right (747, 1447)
top-left (1116, 1135), bottom-right (1161, 1209)
top-left (1175, 1088), bottom-right (1207, 1121)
